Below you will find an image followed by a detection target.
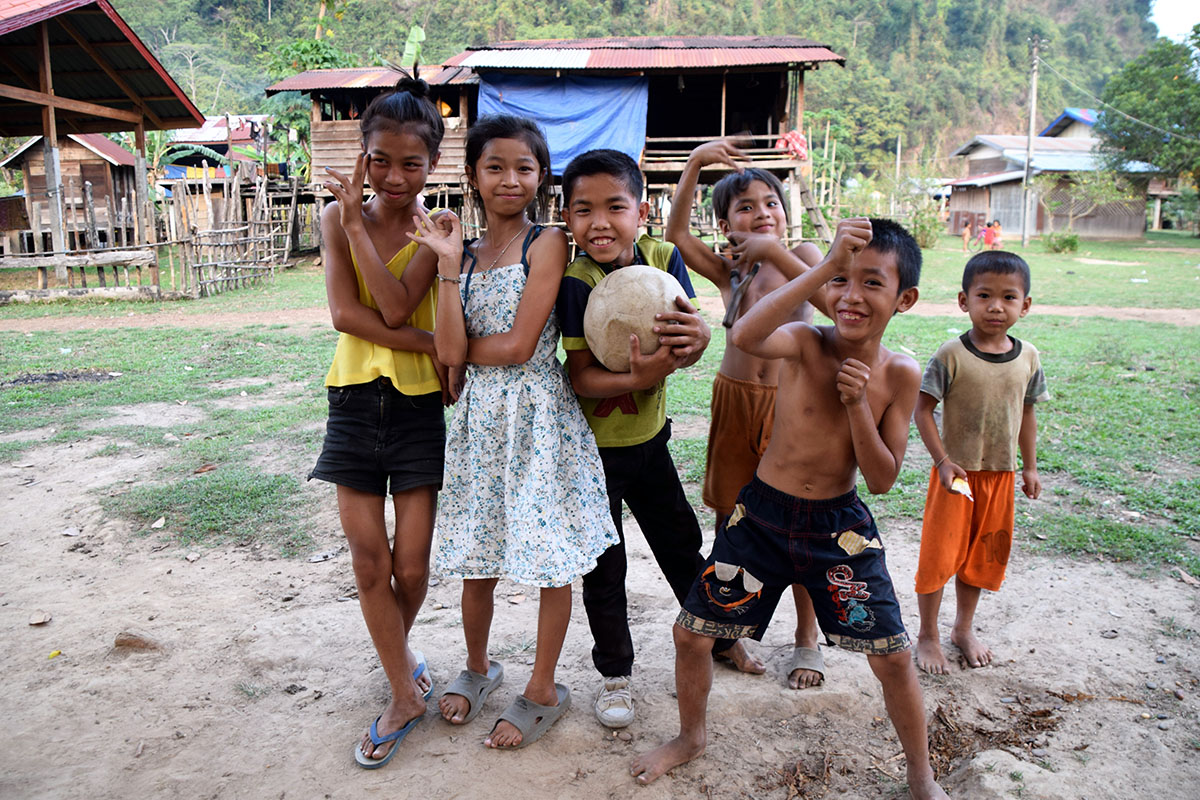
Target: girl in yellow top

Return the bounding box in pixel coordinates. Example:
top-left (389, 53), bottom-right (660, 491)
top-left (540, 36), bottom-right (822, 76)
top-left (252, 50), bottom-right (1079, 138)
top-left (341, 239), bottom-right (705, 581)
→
top-left (312, 75), bottom-right (448, 769)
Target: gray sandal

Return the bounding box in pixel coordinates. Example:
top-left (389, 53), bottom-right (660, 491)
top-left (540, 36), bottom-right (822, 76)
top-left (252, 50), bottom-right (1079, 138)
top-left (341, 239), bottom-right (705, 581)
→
top-left (489, 683), bottom-right (571, 749)
top-left (440, 660), bottom-right (504, 724)
top-left (788, 645), bottom-right (826, 686)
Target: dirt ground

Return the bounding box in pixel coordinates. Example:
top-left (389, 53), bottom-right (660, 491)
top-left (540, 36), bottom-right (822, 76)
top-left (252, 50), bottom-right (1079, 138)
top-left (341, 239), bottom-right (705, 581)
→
top-left (1, 310), bottom-right (1198, 800)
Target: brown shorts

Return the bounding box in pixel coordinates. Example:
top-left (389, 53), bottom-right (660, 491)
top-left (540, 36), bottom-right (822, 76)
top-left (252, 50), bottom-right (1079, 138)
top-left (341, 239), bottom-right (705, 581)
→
top-left (914, 468), bottom-right (1015, 594)
top-left (702, 373), bottom-right (776, 517)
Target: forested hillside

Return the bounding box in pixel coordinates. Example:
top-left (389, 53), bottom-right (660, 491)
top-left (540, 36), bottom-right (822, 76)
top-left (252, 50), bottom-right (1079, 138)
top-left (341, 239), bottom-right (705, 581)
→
top-left (112, 0), bottom-right (1160, 175)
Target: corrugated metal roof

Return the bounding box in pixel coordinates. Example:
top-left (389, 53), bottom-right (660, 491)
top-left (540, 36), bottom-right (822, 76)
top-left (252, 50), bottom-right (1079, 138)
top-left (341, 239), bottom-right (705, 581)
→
top-left (468, 35), bottom-right (828, 50)
top-left (952, 135), bottom-right (1099, 157)
top-left (460, 49), bottom-right (591, 70)
top-left (73, 132), bottom-right (134, 165)
top-left (172, 115), bottom-right (268, 145)
top-left (0, 131), bottom-right (133, 166)
top-left (444, 35), bottom-right (844, 71)
top-left (947, 170), bottom-right (1028, 188)
top-left (458, 46), bottom-right (842, 70)
top-left (1039, 107), bottom-right (1098, 137)
top-left (266, 65), bottom-right (476, 95)
top-left (0, 0), bottom-right (88, 34)
top-left (0, 0), bottom-right (204, 135)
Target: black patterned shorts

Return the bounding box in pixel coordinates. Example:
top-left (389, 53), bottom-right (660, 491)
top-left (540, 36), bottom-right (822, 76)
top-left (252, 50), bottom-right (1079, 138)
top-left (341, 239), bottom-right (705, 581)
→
top-left (677, 476), bottom-right (910, 655)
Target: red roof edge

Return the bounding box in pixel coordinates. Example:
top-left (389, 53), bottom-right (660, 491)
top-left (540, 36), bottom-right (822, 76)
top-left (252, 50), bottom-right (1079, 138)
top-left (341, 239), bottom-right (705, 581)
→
top-left (95, 0), bottom-right (204, 127)
top-left (0, 0), bottom-right (93, 37)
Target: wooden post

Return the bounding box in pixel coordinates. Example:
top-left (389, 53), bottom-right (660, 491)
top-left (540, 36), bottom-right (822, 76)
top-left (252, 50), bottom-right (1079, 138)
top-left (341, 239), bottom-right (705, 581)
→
top-left (37, 22), bottom-right (67, 268)
top-left (30, 201), bottom-right (47, 288)
top-left (719, 72), bottom-right (727, 138)
top-left (288, 175), bottom-right (301, 259)
top-left (64, 176), bottom-right (78, 286)
top-left (225, 114), bottom-right (235, 222)
top-left (119, 195), bottom-right (129, 249)
top-left (201, 161), bottom-right (214, 230)
top-left (84, 181), bottom-right (99, 253)
top-left (795, 69), bottom-right (805, 135)
top-left (132, 123), bottom-right (146, 245)
top-left (103, 193), bottom-right (115, 251)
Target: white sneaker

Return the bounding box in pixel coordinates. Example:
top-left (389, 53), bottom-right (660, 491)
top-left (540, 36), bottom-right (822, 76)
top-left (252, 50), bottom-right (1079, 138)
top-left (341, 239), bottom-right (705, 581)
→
top-left (594, 675), bottom-right (634, 728)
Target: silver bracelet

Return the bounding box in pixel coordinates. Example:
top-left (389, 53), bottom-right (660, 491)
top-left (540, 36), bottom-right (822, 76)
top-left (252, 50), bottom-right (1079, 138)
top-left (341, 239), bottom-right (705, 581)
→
top-left (436, 274), bottom-right (461, 284)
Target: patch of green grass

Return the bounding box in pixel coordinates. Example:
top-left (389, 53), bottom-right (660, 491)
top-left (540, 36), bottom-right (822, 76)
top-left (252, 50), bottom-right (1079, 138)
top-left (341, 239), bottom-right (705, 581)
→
top-left (103, 466), bottom-right (314, 555)
top-left (0, 258), bottom-right (329, 321)
top-left (234, 682), bottom-right (271, 699)
top-left (1029, 514), bottom-right (1200, 575)
top-left (1159, 616), bottom-right (1196, 640)
top-left (668, 437), bottom-right (708, 484)
top-left (918, 230), bottom-right (1200, 308)
top-left (0, 439), bottom-right (30, 463)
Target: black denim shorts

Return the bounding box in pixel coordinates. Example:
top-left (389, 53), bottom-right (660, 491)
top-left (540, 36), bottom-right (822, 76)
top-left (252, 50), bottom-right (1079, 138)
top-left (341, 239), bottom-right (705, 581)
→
top-left (678, 476), bottom-right (910, 655)
top-left (309, 378), bottom-right (445, 496)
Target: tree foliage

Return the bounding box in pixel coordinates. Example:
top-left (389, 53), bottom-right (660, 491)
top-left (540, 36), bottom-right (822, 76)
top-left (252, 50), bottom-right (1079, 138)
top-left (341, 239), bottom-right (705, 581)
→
top-left (109, 0), bottom-right (1161, 173)
top-left (1031, 170), bottom-right (1136, 232)
top-left (1094, 24), bottom-right (1200, 185)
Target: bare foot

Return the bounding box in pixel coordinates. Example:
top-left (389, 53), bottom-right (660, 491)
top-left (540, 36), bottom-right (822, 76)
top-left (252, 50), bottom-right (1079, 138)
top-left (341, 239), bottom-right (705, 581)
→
top-left (358, 696), bottom-right (425, 761)
top-left (951, 627), bottom-right (993, 668)
top-left (916, 635), bottom-right (950, 675)
top-left (713, 640), bottom-right (766, 675)
top-left (788, 665), bottom-right (823, 689)
top-left (439, 689), bottom-right (470, 724)
top-left (409, 649), bottom-right (431, 696)
top-left (630, 735), bottom-right (706, 785)
top-left (906, 761), bottom-right (950, 799)
top-left (484, 682), bottom-right (559, 749)
top-left (485, 717), bottom-right (525, 748)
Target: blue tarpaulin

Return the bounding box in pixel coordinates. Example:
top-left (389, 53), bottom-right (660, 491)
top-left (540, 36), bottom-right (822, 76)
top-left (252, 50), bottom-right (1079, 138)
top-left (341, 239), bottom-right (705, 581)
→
top-left (478, 74), bottom-right (649, 175)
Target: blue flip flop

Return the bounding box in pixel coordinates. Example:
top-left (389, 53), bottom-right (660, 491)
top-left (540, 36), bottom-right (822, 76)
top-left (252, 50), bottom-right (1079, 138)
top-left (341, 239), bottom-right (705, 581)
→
top-left (413, 650), bottom-right (434, 701)
top-left (354, 712), bottom-right (422, 769)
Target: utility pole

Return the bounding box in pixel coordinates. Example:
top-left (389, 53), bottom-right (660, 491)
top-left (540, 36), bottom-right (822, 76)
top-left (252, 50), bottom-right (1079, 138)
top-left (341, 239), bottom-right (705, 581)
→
top-left (891, 133), bottom-right (901, 216)
top-left (1021, 35), bottom-right (1040, 248)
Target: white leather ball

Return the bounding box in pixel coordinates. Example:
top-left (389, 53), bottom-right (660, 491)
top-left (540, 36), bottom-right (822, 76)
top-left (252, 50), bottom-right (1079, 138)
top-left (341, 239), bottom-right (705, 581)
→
top-left (583, 265), bottom-right (686, 372)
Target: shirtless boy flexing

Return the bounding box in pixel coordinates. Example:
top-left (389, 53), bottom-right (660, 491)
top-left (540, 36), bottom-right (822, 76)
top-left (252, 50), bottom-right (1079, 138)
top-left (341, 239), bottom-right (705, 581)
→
top-left (632, 218), bottom-right (947, 799)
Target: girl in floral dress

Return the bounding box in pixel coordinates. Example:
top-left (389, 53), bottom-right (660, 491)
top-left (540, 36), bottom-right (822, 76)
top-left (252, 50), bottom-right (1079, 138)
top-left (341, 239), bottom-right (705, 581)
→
top-left (415, 115), bottom-right (617, 749)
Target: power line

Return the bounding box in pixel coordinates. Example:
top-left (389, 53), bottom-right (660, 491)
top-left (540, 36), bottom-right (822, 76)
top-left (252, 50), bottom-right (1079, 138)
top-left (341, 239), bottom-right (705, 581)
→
top-left (1036, 55), bottom-right (1200, 145)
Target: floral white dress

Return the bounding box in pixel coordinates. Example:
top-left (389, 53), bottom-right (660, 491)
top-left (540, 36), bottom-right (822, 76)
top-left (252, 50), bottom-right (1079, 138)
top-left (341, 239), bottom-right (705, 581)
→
top-left (436, 236), bottom-right (618, 588)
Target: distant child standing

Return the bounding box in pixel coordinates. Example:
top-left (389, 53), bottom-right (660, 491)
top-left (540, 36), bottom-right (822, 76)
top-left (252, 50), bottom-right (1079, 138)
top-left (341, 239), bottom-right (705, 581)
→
top-left (557, 149), bottom-right (760, 729)
top-left (667, 139), bottom-right (829, 689)
top-left (961, 220), bottom-right (973, 253)
top-left (424, 115), bottom-right (618, 748)
top-left (982, 220), bottom-right (996, 249)
top-left (913, 250), bottom-right (1047, 674)
top-left (313, 76), bottom-right (448, 769)
top-left (991, 219), bottom-right (1004, 249)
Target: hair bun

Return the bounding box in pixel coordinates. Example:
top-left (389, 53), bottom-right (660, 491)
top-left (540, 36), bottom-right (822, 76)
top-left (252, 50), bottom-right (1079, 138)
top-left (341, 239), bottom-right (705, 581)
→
top-left (394, 74), bottom-right (430, 98)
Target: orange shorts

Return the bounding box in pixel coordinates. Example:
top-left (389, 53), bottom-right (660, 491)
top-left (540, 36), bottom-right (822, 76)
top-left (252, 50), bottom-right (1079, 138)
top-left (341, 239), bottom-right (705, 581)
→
top-left (702, 373), bottom-right (776, 517)
top-left (914, 468), bottom-right (1015, 594)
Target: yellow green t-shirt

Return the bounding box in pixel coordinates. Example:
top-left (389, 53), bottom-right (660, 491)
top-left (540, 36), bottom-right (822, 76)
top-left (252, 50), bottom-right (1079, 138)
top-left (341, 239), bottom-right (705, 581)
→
top-left (556, 235), bottom-right (696, 448)
top-left (324, 240), bottom-right (440, 395)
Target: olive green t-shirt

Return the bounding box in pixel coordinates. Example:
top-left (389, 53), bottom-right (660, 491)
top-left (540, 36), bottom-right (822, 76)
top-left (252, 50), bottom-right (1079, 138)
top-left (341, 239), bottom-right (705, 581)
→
top-left (920, 333), bottom-right (1049, 472)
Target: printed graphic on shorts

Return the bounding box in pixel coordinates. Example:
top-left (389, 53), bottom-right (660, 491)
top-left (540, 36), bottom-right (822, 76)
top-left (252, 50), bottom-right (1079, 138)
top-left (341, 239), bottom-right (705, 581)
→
top-left (676, 609), bottom-right (759, 641)
top-left (700, 561), bottom-right (763, 617)
top-left (826, 564), bottom-right (876, 632)
top-left (981, 528), bottom-right (1012, 566)
top-left (726, 503), bottom-right (746, 529)
top-left (835, 529), bottom-right (882, 556)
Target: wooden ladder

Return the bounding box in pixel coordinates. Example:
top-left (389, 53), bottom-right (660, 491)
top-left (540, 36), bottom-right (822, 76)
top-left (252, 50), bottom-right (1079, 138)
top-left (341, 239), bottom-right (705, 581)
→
top-left (794, 169), bottom-right (833, 244)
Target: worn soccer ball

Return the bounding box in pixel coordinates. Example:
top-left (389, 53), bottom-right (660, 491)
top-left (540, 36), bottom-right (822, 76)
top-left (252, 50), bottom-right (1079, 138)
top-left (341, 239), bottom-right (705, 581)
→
top-left (584, 265), bottom-right (686, 372)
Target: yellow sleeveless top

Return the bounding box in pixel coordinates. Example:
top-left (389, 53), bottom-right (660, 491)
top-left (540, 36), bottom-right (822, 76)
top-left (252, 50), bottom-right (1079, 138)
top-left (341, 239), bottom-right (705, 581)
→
top-left (324, 240), bottom-right (440, 395)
